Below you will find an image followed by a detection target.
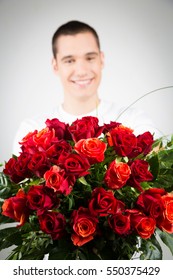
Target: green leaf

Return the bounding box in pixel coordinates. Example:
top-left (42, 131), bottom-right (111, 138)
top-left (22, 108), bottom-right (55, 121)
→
top-left (0, 172), bottom-right (11, 198)
top-left (76, 249), bottom-right (88, 260)
top-left (0, 214), bottom-right (14, 224)
top-left (152, 137), bottom-right (163, 149)
top-left (48, 238), bottom-right (75, 260)
top-left (6, 230), bottom-right (52, 260)
top-left (0, 172), bottom-right (19, 198)
top-left (0, 226), bottom-right (19, 251)
top-left (159, 149), bottom-right (173, 167)
top-left (147, 154), bottom-right (159, 179)
top-left (78, 176), bottom-right (89, 186)
top-left (140, 234), bottom-right (162, 260)
top-left (157, 229), bottom-right (173, 255)
top-left (67, 195), bottom-right (75, 210)
top-left (0, 226), bottom-right (18, 239)
top-left (147, 146), bottom-right (173, 192)
top-left (6, 231), bottom-right (23, 246)
top-left (0, 240), bottom-right (15, 251)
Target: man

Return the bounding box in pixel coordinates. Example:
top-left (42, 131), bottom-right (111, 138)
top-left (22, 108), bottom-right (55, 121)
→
top-left (13, 20), bottom-right (161, 154)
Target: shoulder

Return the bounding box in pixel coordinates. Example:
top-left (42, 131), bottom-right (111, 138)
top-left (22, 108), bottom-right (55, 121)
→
top-left (99, 99), bottom-right (161, 138)
top-left (17, 107), bottom-right (61, 131)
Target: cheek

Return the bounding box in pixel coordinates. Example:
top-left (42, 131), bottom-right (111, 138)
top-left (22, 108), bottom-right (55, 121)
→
top-left (93, 64), bottom-right (102, 79)
top-left (58, 66), bottom-right (72, 82)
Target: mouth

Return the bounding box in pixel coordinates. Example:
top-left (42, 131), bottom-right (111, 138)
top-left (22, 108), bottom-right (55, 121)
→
top-left (72, 78), bottom-right (93, 87)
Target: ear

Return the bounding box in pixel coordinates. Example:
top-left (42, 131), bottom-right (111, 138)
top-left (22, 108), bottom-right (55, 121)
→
top-left (52, 58), bottom-right (58, 74)
top-left (100, 51), bottom-right (105, 69)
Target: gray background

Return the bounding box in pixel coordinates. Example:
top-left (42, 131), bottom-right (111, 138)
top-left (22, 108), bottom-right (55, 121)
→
top-left (0, 0), bottom-right (173, 259)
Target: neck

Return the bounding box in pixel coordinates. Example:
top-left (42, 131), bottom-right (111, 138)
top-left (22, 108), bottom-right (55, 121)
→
top-left (62, 95), bottom-right (100, 116)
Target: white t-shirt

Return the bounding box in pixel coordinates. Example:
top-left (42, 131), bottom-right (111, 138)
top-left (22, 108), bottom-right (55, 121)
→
top-left (13, 99), bottom-right (161, 155)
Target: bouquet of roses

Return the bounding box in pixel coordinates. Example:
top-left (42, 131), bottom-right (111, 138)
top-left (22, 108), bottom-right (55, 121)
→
top-left (0, 116), bottom-right (173, 260)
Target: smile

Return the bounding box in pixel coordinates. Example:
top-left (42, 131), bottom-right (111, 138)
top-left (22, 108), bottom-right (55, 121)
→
top-left (72, 79), bottom-right (93, 86)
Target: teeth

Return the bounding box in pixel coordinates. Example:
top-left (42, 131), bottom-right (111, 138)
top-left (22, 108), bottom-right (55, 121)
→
top-left (73, 79), bottom-right (92, 86)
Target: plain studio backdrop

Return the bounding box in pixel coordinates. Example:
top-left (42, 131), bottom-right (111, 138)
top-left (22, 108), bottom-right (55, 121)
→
top-left (0, 0), bottom-right (173, 259)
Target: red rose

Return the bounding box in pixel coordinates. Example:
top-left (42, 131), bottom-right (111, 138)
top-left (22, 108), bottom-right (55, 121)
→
top-left (74, 138), bottom-right (107, 164)
top-left (71, 207), bottom-right (98, 246)
top-left (3, 158), bottom-right (21, 183)
top-left (128, 159), bottom-right (153, 192)
top-left (44, 165), bottom-right (75, 195)
top-left (28, 152), bottom-right (50, 177)
top-left (129, 210), bottom-right (156, 239)
top-left (21, 128), bottom-right (57, 154)
top-left (3, 153), bottom-right (31, 183)
top-left (104, 160), bottom-right (131, 190)
top-left (15, 153), bottom-right (31, 177)
top-left (137, 132), bottom-right (154, 155)
top-left (46, 140), bottom-right (72, 163)
top-left (136, 188), bottom-right (166, 219)
top-left (60, 153), bottom-right (90, 178)
top-left (68, 116), bottom-right (103, 142)
top-left (107, 125), bottom-right (138, 158)
top-left (20, 130), bottom-right (38, 154)
top-left (38, 211), bottom-right (66, 240)
top-left (157, 194), bottom-right (173, 233)
top-left (162, 194), bottom-right (173, 223)
top-left (108, 212), bottom-right (131, 235)
top-left (27, 185), bottom-right (59, 215)
top-left (33, 127), bottom-right (57, 151)
top-left (2, 189), bottom-right (29, 226)
top-left (89, 187), bottom-right (118, 217)
top-left (45, 118), bottom-right (71, 140)
top-left (102, 121), bottom-right (121, 134)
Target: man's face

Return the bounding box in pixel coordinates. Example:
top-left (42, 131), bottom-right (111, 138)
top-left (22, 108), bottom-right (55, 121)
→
top-left (52, 32), bottom-right (104, 101)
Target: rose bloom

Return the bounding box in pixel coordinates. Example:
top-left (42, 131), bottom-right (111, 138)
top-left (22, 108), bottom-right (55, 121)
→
top-left (102, 121), bottom-right (121, 134)
top-left (4, 153), bottom-right (31, 183)
top-left (3, 158), bottom-right (22, 183)
top-left (19, 130), bottom-right (38, 154)
top-left (104, 160), bottom-right (131, 190)
top-left (129, 210), bottom-right (156, 239)
top-left (106, 125), bottom-right (138, 158)
top-left (162, 194), bottom-right (173, 223)
top-left (45, 118), bottom-right (71, 140)
top-left (68, 116), bottom-right (103, 142)
top-left (128, 159), bottom-right (153, 192)
top-left (59, 153), bottom-right (90, 178)
top-left (89, 187), bottom-right (118, 217)
top-left (38, 211), bottom-right (66, 240)
top-left (157, 194), bottom-right (173, 233)
top-left (33, 127), bottom-right (57, 151)
top-left (136, 188), bottom-right (166, 219)
top-left (46, 140), bottom-right (72, 164)
top-left (14, 153), bottom-right (31, 177)
top-left (108, 212), bottom-right (131, 235)
top-left (28, 151), bottom-right (50, 177)
top-left (2, 189), bottom-right (29, 226)
top-left (74, 138), bottom-right (107, 164)
top-left (71, 207), bottom-right (98, 246)
top-left (20, 130), bottom-right (38, 145)
top-left (44, 165), bottom-right (75, 195)
top-left (27, 185), bottom-right (59, 215)
top-left (137, 131), bottom-right (154, 155)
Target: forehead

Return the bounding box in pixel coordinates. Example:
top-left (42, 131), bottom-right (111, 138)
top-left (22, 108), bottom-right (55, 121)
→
top-left (56, 32), bottom-right (99, 57)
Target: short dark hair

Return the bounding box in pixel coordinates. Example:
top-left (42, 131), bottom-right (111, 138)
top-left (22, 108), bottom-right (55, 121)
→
top-left (52, 20), bottom-right (101, 58)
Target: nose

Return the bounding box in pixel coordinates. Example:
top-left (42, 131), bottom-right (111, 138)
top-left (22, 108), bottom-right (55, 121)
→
top-left (74, 59), bottom-right (88, 77)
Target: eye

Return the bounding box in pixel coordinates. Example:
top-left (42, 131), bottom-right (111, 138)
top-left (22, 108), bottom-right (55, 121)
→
top-left (64, 58), bottom-right (75, 64)
top-left (87, 56), bottom-right (95, 61)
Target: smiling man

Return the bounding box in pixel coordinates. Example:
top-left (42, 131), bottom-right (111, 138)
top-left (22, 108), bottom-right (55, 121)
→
top-left (51, 21), bottom-right (104, 116)
top-left (13, 20), bottom-right (161, 155)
